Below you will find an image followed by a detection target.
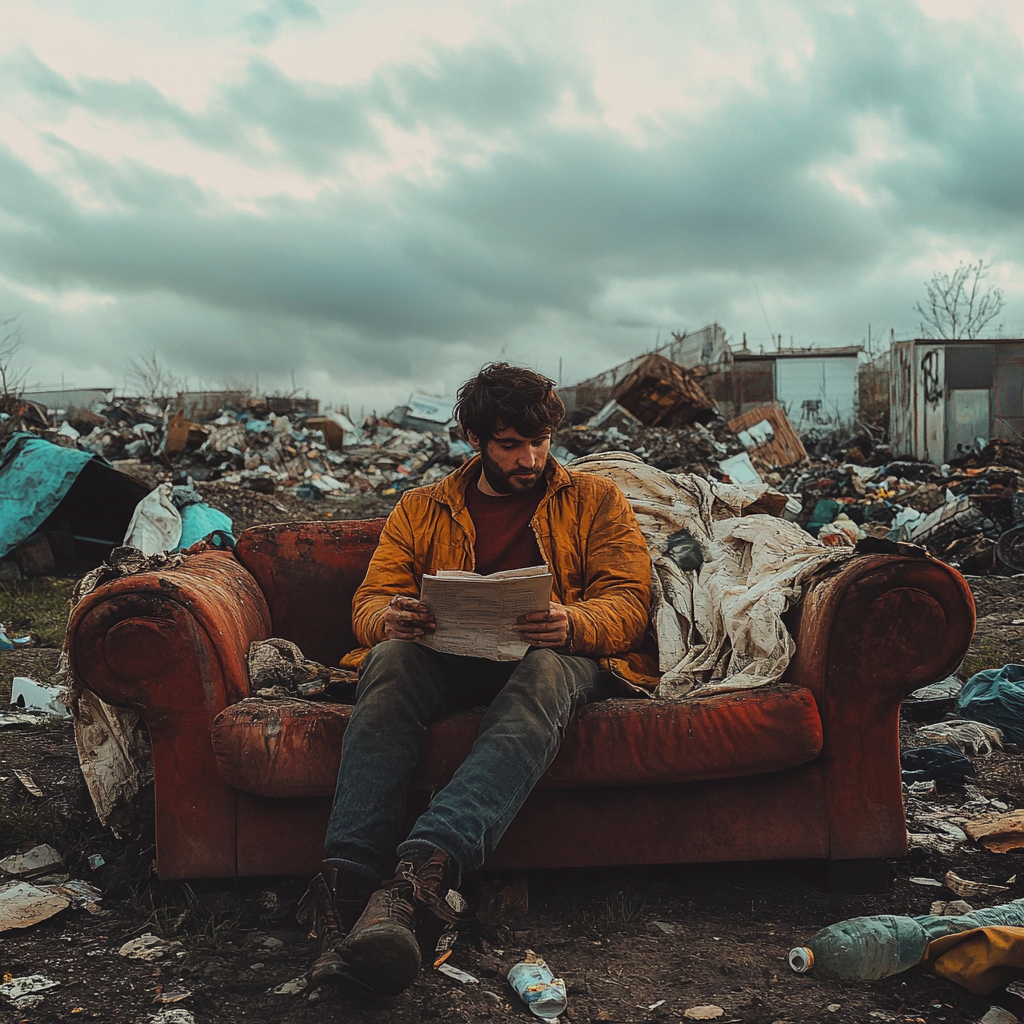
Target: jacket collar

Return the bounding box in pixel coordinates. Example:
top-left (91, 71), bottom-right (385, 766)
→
top-left (435, 453), bottom-right (573, 514)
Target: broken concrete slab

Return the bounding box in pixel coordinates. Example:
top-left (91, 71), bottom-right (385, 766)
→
top-left (0, 880), bottom-right (70, 931)
top-left (0, 844), bottom-right (65, 880)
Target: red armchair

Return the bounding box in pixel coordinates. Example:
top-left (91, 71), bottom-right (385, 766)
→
top-left (67, 520), bottom-right (975, 887)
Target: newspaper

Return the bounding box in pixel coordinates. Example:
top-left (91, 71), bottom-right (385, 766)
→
top-left (419, 565), bottom-right (553, 661)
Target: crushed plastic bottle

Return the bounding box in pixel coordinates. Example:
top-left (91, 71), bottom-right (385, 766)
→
top-left (789, 898), bottom-right (1024, 981)
top-left (507, 950), bottom-right (567, 1019)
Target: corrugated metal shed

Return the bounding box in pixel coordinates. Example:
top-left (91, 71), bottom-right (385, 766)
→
top-left (719, 347), bottom-right (861, 423)
top-left (776, 353), bottom-right (858, 428)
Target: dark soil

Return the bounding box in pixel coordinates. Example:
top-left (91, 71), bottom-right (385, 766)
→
top-left (195, 481), bottom-right (398, 534)
top-left (3, 519), bottom-right (1024, 1023)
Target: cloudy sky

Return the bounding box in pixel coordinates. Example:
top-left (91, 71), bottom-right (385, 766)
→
top-left (3, 0), bottom-right (1024, 413)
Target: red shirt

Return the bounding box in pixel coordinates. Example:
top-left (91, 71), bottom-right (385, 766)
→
top-left (463, 471), bottom-right (544, 575)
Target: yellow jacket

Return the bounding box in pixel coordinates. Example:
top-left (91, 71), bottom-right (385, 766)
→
top-left (342, 455), bottom-right (657, 693)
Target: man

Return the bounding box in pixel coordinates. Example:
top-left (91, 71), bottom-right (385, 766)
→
top-left (300, 362), bottom-right (652, 996)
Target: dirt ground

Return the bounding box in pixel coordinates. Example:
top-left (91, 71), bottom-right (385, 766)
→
top-left (3, 495), bottom-right (1024, 1024)
top-left (193, 481), bottom-right (398, 533)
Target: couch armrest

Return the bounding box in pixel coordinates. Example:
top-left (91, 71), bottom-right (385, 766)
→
top-left (786, 554), bottom-right (975, 860)
top-left (68, 550), bottom-right (271, 877)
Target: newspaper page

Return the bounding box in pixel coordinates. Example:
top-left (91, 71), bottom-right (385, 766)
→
top-left (419, 565), bottom-right (553, 661)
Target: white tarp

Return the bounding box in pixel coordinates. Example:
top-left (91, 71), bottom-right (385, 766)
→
top-left (571, 452), bottom-right (854, 698)
top-left (122, 483), bottom-right (181, 555)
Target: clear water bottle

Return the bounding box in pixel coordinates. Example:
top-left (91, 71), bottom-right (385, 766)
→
top-left (788, 915), bottom-right (928, 980)
top-left (789, 899), bottom-right (1024, 981)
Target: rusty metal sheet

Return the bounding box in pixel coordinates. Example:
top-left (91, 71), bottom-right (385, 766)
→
top-left (727, 406), bottom-right (807, 468)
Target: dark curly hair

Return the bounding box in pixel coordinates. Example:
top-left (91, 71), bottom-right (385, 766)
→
top-left (453, 363), bottom-right (565, 443)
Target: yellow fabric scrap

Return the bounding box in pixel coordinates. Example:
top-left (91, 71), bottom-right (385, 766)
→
top-left (922, 926), bottom-right (1024, 994)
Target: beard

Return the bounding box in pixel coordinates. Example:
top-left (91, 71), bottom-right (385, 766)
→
top-left (479, 448), bottom-right (546, 495)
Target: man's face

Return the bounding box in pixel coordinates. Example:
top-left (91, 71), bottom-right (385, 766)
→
top-left (471, 427), bottom-right (552, 495)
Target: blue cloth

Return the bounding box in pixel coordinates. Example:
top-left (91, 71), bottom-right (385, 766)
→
top-left (176, 503), bottom-right (235, 551)
top-left (0, 432), bottom-right (100, 558)
top-left (956, 664), bottom-right (1024, 746)
top-left (323, 640), bottom-right (608, 886)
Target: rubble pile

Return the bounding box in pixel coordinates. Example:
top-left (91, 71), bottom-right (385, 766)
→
top-left (8, 363), bottom-right (1024, 579)
top-left (555, 417), bottom-right (747, 474)
top-left (0, 394), bottom-right (475, 503)
top-left (778, 432), bottom-right (1024, 574)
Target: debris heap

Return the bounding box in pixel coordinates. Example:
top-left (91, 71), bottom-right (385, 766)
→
top-left (8, 365), bottom-right (1024, 578)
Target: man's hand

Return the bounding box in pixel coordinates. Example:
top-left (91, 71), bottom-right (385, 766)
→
top-left (384, 595), bottom-right (436, 641)
top-left (516, 602), bottom-right (571, 648)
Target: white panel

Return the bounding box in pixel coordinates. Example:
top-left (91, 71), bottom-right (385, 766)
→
top-left (775, 357), bottom-right (858, 428)
top-left (945, 389), bottom-right (990, 460)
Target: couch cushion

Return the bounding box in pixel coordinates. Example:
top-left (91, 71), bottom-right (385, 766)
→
top-left (234, 520), bottom-right (386, 668)
top-left (212, 684), bottom-right (823, 800)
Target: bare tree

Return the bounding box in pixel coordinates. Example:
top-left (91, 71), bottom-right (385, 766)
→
top-left (0, 315), bottom-right (27, 397)
top-left (125, 351), bottom-right (180, 401)
top-left (915, 260), bottom-right (1005, 339)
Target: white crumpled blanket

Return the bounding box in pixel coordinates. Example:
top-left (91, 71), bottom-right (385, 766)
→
top-left (571, 452), bottom-right (854, 698)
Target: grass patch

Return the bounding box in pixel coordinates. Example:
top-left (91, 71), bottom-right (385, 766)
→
top-left (960, 633), bottom-right (1021, 680)
top-left (571, 886), bottom-right (649, 933)
top-left (0, 795), bottom-right (59, 850)
top-left (129, 882), bottom-right (246, 950)
top-left (0, 577), bottom-right (75, 648)
top-left (0, 792), bottom-right (96, 860)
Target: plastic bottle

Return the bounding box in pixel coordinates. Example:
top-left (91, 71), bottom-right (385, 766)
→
top-left (508, 951), bottom-right (567, 1020)
top-left (789, 898), bottom-right (1024, 981)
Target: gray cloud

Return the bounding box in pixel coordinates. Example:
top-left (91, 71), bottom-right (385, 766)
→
top-left (244, 0), bottom-right (322, 44)
top-left (5, 2), bottom-right (1024, 406)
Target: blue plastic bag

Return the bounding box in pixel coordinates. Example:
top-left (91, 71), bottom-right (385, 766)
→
top-left (956, 664), bottom-right (1024, 746)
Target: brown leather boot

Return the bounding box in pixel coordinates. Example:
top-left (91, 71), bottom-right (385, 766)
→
top-left (296, 865), bottom-right (374, 982)
top-left (338, 847), bottom-right (464, 996)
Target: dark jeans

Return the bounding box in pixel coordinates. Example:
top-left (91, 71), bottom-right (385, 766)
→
top-left (323, 639), bottom-right (608, 886)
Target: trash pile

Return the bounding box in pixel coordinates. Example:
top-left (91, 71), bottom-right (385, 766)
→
top-left (8, 349), bottom-right (1024, 578)
top-left (778, 657), bottom-right (1024, 1019)
top-left (555, 417), bottom-right (748, 476)
top-left (776, 435), bottom-right (1024, 574)
top-left (1, 392), bottom-right (475, 503)
top-left (0, 391), bottom-right (480, 576)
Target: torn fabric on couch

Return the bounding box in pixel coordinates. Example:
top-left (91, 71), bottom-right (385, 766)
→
top-left (570, 452), bottom-right (853, 698)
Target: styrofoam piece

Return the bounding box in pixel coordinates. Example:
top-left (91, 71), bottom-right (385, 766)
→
top-left (11, 677), bottom-right (70, 718)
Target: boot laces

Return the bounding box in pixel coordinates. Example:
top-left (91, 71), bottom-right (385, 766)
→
top-left (393, 860), bottom-right (471, 927)
top-left (297, 873), bottom-right (344, 944)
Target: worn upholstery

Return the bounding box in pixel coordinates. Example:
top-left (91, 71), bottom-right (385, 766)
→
top-left (212, 685), bottom-right (823, 798)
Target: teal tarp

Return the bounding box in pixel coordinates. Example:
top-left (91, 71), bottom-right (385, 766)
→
top-left (178, 503), bottom-right (235, 551)
top-left (0, 432), bottom-right (101, 558)
top-left (956, 664), bottom-right (1024, 746)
